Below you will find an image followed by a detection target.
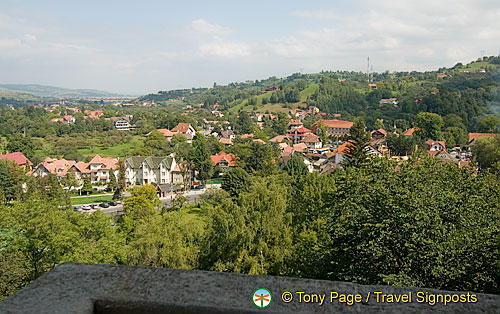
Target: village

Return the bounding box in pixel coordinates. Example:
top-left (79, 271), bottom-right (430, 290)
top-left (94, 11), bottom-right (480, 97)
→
top-left (1, 100), bottom-right (495, 213)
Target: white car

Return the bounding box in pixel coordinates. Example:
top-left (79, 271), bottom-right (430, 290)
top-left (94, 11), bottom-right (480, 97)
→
top-left (81, 205), bottom-right (92, 210)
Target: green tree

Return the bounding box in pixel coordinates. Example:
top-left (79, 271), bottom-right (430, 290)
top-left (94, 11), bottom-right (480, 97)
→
top-left (169, 193), bottom-right (189, 210)
top-left (234, 111), bottom-right (253, 135)
top-left (472, 135), bottom-right (500, 171)
top-left (202, 175), bottom-right (293, 275)
top-left (314, 120), bottom-right (329, 145)
top-left (374, 119), bottom-right (385, 130)
top-left (415, 112), bottom-right (444, 140)
top-left (0, 160), bottom-right (23, 203)
top-left (327, 158), bottom-right (500, 293)
top-left (6, 134), bottom-right (35, 160)
top-left (221, 167), bottom-right (249, 199)
top-left (444, 127), bottom-right (467, 148)
top-left (123, 184), bottom-right (161, 220)
top-left (284, 155), bottom-right (309, 178)
top-left (81, 176), bottom-right (92, 195)
top-left (386, 133), bottom-right (416, 156)
top-left (108, 171), bottom-right (117, 190)
top-left (477, 116), bottom-right (500, 133)
top-left (190, 133), bottom-right (213, 183)
top-left (343, 118), bottom-right (371, 168)
top-left (127, 211), bottom-right (204, 268)
top-left (114, 159), bottom-right (126, 200)
top-left (271, 112), bottom-right (289, 135)
top-left (144, 130), bottom-right (167, 156)
top-left (0, 196), bottom-right (81, 283)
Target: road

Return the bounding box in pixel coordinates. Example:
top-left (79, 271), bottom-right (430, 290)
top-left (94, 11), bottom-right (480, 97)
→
top-left (78, 185), bottom-right (219, 216)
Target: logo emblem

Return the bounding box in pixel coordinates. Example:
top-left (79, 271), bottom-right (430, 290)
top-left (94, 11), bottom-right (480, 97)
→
top-left (253, 288), bottom-right (272, 308)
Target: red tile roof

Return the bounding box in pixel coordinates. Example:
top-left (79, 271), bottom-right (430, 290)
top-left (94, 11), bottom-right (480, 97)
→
top-left (219, 137), bottom-right (233, 145)
top-left (287, 127), bottom-right (311, 136)
top-left (333, 142), bottom-right (351, 155)
top-left (171, 123), bottom-right (193, 134)
top-left (302, 133), bottom-right (320, 143)
top-left (0, 152), bottom-right (32, 166)
top-left (153, 129), bottom-right (177, 137)
top-left (312, 119), bottom-right (353, 129)
top-left (403, 127), bottom-right (418, 136)
top-left (210, 152), bottom-right (237, 167)
top-left (468, 133), bottom-right (496, 143)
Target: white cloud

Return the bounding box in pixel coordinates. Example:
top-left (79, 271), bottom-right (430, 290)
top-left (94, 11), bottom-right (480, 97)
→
top-left (198, 41), bottom-right (252, 58)
top-left (290, 10), bottom-right (338, 20)
top-left (0, 2), bottom-right (499, 93)
top-left (189, 19), bottom-right (234, 36)
top-left (23, 34), bottom-right (36, 41)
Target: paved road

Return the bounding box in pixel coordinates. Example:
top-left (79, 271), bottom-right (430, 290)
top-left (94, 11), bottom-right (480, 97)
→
top-left (78, 185), bottom-right (220, 216)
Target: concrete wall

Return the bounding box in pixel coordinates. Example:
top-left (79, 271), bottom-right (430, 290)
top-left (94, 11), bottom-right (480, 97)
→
top-left (1, 263), bottom-right (499, 314)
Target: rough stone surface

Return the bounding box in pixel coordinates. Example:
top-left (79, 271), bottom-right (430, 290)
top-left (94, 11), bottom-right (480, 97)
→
top-left (0, 263), bottom-right (499, 313)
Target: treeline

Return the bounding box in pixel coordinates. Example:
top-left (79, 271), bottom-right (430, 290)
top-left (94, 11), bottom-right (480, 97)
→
top-left (1, 154), bottom-right (499, 301)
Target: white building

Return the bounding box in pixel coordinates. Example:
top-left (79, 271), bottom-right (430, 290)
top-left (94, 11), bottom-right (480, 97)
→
top-left (124, 155), bottom-right (183, 187)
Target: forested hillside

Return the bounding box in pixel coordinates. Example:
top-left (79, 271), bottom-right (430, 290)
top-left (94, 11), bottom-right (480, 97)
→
top-left (139, 56), bottom-right (499, 136)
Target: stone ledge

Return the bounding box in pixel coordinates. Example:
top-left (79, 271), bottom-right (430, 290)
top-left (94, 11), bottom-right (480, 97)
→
top-left (0, 263), bottom-right (499, 313)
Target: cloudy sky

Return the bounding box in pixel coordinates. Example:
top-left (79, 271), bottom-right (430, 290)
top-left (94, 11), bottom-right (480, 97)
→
top-left (1, 0), bottom-right (499, 95)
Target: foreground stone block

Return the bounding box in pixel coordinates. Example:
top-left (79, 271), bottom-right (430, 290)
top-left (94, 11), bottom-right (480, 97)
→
top-left (0, 263), bottom-right (499, 313)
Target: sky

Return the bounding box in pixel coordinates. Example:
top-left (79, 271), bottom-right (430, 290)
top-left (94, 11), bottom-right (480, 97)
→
top-left (0, 0), bottom-right (499, 95)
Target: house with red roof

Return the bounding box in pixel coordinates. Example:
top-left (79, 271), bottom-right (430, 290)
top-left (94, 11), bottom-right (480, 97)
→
top-left (426, 140), bottom-right (446, 152)
top-left (301, 133), bottom-right (322, 150)
top-left (86, 155), bottom-right (119, 184)
top-left (219, 137), bottom-right (233, 145)
top-left (32, 158), bottom-right (76, 179)
top-left (311, 119), bottom-right (353, 138)
top-left (0, 152), bottom-right (33, 170)
top-left (287, 120), bottom-right (303, 131)
top-left (171, 123), bottom-right (196, 142)
top-left (152, 129), bottom-right (177, 141)
top-left (288, 126), bottom-right (312, 144)
top-left (211, 152), bottom-right (237, 174)
top-left (371, 128), bottom-right (387, 139)
top-left (379, 98), bottom-right (398, 106)
top-left (403, 127), bottom-right (418, 137)
top-left (468, 133), bottom-right (496, 145)
top-left (240, 133), bottom-right (254, 139)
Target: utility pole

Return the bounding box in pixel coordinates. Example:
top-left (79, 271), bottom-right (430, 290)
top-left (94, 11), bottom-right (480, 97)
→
top-left (366, 57), bottom-right (370, 82)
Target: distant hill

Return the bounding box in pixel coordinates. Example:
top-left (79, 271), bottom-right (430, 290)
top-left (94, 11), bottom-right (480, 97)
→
top-left (0, 84), bottom-right (126, 98)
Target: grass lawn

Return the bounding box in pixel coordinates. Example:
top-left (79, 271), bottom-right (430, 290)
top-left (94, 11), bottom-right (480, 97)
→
top-left (71, 194), bottom-right (113, 205)
top-left (77, 136), bottom-right (144, 158)
top-left (229, 83), bottom-right (318, 114)
top-left (206, 179), bottom-right (222, 184)
top-left (33, 135), bottom-right (145, 160)
top-left (299, 83), bottom-right (319, 102)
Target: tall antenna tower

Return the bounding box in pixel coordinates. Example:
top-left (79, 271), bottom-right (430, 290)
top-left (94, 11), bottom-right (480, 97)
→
top-left (366, 57), bottom-right (370, 82)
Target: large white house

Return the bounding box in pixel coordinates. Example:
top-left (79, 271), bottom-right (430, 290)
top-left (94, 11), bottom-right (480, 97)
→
top-left (124, 155), bottom-right (183, 187)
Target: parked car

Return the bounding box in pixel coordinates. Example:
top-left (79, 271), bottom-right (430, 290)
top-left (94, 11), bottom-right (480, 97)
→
top-left (99, 202), bottom-right (109, 208)
top-left (90, 204), bottom-right (99, 209)
top-left (73, 206), bottom-right (81, 211)
top-left (191, 184), bottom-right (205, 190)
top-left (108, 201), bottom-right (117, 206)
top-left (81, 205), bottom-right (91, 210)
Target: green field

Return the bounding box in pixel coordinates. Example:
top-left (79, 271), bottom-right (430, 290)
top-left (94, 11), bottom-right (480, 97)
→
top-left (70, 194), bottom-right (113, 205)
top-left (77, 136), bottom-right (144, 158)
top-left (33, 135), bottom-right (145, 160)
top-left (229, 83), bottom-right (319, 114)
